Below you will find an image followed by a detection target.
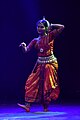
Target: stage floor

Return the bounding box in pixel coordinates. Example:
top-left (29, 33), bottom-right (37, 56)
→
top-left (0, 103), bottom-right (80, 120)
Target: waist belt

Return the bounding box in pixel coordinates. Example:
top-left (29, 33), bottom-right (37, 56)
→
top-left (37, 54), bottom-right (57, 64)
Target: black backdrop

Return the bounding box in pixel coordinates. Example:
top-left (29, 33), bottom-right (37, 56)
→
top-left (0, 0), bottom-right (80, 104)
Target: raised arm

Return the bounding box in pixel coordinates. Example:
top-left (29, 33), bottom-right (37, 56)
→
top-left (49, 23), bottom-right (65, 38)
top-left (51, 24), bottom-right (64, 30)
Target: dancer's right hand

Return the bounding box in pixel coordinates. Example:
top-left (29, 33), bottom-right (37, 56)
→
top-left (19, 42), bottom-right (26, 48)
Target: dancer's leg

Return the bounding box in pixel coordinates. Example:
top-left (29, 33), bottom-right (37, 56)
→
top-left (17, 102), bottom-right (30, 112)
top-left (42, 101), bottom-right (49, 112)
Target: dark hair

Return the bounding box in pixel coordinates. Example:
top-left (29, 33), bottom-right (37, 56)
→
top-left (36, 19), bottom-right (50, 28)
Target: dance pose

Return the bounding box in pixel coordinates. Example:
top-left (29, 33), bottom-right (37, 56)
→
top-left (18, 17), bottom-right (64, 112)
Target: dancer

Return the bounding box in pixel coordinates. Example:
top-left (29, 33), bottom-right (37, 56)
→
top-left (18, 17), bottom-right (64, 112)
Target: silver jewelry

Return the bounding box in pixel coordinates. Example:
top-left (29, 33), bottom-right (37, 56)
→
top-left (40, 48), bottom-right (44, 52)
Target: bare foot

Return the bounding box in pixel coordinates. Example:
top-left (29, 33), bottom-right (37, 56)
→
top-left (44, 108), bottom-right (49, 112)
top-left (17, 103), bottom-right (30, 112)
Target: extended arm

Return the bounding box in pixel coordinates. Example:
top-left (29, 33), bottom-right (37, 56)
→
top-left (19, 39), bottom-right (36, 53)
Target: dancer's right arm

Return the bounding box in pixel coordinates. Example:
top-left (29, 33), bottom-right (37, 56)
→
top-left (19, 39), bottom-right (36, 52)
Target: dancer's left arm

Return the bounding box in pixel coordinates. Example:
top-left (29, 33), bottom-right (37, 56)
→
top-left (49, 24), bottom-right (65, 38)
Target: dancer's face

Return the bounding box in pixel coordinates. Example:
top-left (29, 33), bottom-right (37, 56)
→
top-left (37, 23), bottom-right (46, 35)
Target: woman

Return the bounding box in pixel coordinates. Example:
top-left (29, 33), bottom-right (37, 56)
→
top-left (18, 17), bottom-right (64, 112)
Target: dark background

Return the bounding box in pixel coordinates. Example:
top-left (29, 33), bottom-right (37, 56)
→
top-left (0, 0), bottom-right (80, 104)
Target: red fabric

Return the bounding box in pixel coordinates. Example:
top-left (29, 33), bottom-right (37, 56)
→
top-left (25, 30), bottom-right (61, 103)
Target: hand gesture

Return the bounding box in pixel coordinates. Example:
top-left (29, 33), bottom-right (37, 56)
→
top-left (19, 42), bottom-right (26, 48)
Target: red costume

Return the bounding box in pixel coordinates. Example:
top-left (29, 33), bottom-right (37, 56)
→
top-left (25, 29), bottom-right (63, 106)
top-left (18, 18), bottom-right (64, 111)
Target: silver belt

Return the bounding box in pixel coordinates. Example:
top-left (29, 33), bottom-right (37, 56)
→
top-left (37, 54), bottom-right (57, 64)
